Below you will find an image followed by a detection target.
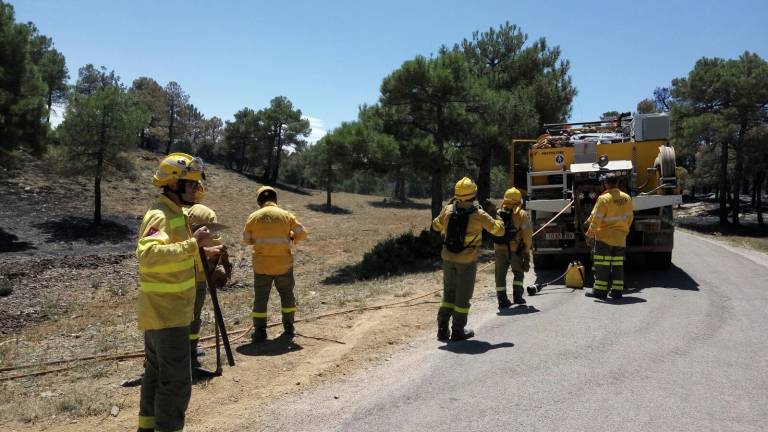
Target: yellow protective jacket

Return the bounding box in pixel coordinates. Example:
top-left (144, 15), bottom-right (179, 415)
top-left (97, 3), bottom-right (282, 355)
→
top-left (432, 201), bottom-right (504, 264)
top-left (184, 204), bottom-right (223, 282)
top-left (242, 202), bottom-right (307, 276)
top-left (136, 194), bottom-right (199, 330)
top-left (493, 205), bottom-right (533, 254)
top-left (586, 188), bottom-right (634, 247)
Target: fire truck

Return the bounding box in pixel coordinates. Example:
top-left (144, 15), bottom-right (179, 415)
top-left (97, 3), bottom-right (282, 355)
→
top-left (511, 113), bottom-right (681, 269)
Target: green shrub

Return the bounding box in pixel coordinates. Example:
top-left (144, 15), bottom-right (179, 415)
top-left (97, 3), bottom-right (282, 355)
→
top-left (353, 230), bottom-right (442, 280)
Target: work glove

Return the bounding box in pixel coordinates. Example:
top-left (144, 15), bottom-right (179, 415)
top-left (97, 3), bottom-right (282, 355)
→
top-left (209, 248), bottom-right (232, 289)
top-left (521, 249), bottom-right (531, 272)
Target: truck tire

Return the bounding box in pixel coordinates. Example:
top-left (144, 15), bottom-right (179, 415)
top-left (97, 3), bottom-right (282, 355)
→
top-left (533, 254), bottom-right (555, 270)
top-left (647, 252), bottom-right (672, 270)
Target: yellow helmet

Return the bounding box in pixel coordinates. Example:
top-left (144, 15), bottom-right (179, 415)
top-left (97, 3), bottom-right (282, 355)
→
top-left (454, 177), bottom-right (477, 201)
top-left (152, 153), bottom-right (205, 187)
top-left (256, 185), bottom-right (277, 205)
top-left (502, 187), bottom-right (523, 207)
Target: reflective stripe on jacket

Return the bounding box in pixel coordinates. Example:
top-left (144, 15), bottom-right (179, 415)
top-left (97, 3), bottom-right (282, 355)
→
top-left (432, 201), bottom-right (504, 264)
top-left (184, 204), bottom-right (222, 282)
top-left (586, 188), bottom-right (634, 247)
top-left (242, 202), bottom-right (307, 276)
top-left (493, 205), bottom-right (533, 253)
top-left (136, 194), bottom-right (198, 330)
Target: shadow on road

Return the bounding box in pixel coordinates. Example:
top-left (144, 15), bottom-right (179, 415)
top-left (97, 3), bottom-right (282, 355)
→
top-left (592, 296), bottom-right (647, 305)
top-left (534, 262), bottom-right (700, 294)
top-left (236, 336), bottom-right (304, 357)
top-left (627, 264), bottom-right (700, 292)
top-left (497, 305), bottom-right (540, 316)
top-left (438, 340), bottom-right (514, 355)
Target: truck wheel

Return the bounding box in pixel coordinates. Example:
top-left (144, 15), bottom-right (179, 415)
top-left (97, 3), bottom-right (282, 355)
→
top-left (533, 254), bottom-right (555, 270)
top-left (647, 252), bottom-right (672, 270)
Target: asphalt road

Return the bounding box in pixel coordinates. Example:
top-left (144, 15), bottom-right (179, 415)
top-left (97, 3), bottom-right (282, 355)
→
top-left (254, 231), bottom-right (768, 432)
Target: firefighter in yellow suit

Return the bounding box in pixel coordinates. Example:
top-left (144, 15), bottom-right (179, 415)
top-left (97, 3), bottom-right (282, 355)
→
top-left (493, 187), bottom-right (533, 308)
top-left (137, 153), bottom-right (222, 432)
top-left (243, 186), bottom-right (307, 342)
top-left (585, 172), bottom-right (633, 299)
top-left (432, 177), bottom-right (505, 342)
top-left (184, 201), bottom-right (231, 374)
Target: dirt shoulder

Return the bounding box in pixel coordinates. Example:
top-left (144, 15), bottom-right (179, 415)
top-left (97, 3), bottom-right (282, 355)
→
top-left (675, 198), bottom-right (768, 254)
top-left (0, 151), bottom-right (454, 430)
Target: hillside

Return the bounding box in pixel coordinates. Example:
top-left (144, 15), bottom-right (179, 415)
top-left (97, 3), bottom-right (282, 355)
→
top-left (0, 151), bottom-right (462, 430)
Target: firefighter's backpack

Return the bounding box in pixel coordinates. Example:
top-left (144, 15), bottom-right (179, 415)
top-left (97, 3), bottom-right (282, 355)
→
top-left (565, 261), bottom-right (585, 289)
top-left (444, 202), bottom-right (477, 253)
top-left (491, 208), bottom-right (518, 244)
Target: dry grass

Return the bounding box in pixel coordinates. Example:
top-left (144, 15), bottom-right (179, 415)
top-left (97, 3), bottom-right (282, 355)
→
top-left (0, 150), bottom-right (441, 429)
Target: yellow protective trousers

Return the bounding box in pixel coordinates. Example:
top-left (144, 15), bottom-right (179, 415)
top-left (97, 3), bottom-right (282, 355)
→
top-left (592, 240), bottom-right (625, 293)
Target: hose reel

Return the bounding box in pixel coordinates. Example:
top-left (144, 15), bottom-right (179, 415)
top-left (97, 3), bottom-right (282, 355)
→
top-left (654, 146), bottom-right (677, 189)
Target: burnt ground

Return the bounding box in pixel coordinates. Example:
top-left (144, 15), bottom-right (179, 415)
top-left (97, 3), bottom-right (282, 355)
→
top-left (0, 150), bottom-right (449, 430)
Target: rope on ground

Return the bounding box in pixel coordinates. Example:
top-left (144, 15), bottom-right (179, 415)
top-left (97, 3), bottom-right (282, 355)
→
top-left (2, 201), bottom-right (578, 382)
top-left (0, 286), bottom-right (442, 381)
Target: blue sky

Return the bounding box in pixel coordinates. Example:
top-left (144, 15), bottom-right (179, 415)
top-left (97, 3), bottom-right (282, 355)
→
top-left (12, 0), bottom-right (768, 142)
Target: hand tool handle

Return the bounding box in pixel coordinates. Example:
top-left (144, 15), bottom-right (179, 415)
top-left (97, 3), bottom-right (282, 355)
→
top-left (198, 247), bottom-right (235, 367)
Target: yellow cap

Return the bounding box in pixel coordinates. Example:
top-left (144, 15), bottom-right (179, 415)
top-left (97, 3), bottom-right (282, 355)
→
top-left (152, 153), bottom-right (205, 187)
top-left (502, 187), bottom-right (522, 207)
top-left (454, 177), bottom-right (477, 201)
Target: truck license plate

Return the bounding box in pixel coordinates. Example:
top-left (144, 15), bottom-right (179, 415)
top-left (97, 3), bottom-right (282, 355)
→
top-left (544, 232), bottom-right (575, 240)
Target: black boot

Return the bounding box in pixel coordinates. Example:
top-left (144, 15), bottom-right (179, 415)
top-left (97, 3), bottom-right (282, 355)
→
top-left (251, 328), bottom-right (267, 343)
top-left (512, 287), bottom-right (527, 305)
top-left (609, 289), bottom-right (623, 299)
top-left (281, 322), bottom-right (295, 339)
top-left (497, 291), bottom-right (512, 309)
top-left (190, 341), bottom-right (202, 368)
top-left (585, 289), bottom-right (608, 299)
top-left (191, 351), bottom-right (202, 368)
top-left (449, 327), bottom-right (475, 342)
top-left (437, 325), bottom-right (450, 342)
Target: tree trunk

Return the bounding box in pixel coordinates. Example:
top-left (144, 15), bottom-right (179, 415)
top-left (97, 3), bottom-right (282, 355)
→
top-left (326, 159), bottom-right (333, 208)
top-left (477, 144), bottom-right (492, 208)
top-left (94, 160), bottom-right (102, 226)
top-left (732, 122), bottom-right (747, 226)
top-left (166, 106), bottom-right (175, 155)
top-left (396, 170), bottom-right (407, 203)
top-left (431, 111), bottom-right (446, 219)
top-left (757, 171), bottom-right (764, 226)
top-left (751, 174), bottom-right (758, 209)
top-left (719, 141), bottom-right (729, 225)
top-left (270, 136), bottom-right (284, 183)
top-left (46, 92), bottom-right (53, 124)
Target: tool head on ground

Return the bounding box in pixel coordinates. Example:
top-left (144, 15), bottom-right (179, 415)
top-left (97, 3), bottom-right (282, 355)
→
top-left (526, 283), bottom-right (543, 296)
top-left (454, 177), bottom-right (477, 201)
top-left (256, 185), bottom-right (278, 206)
top-left (502, 187), bottom-right (523, 207)
top-left (153, 153), bottom-right (206, 187)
